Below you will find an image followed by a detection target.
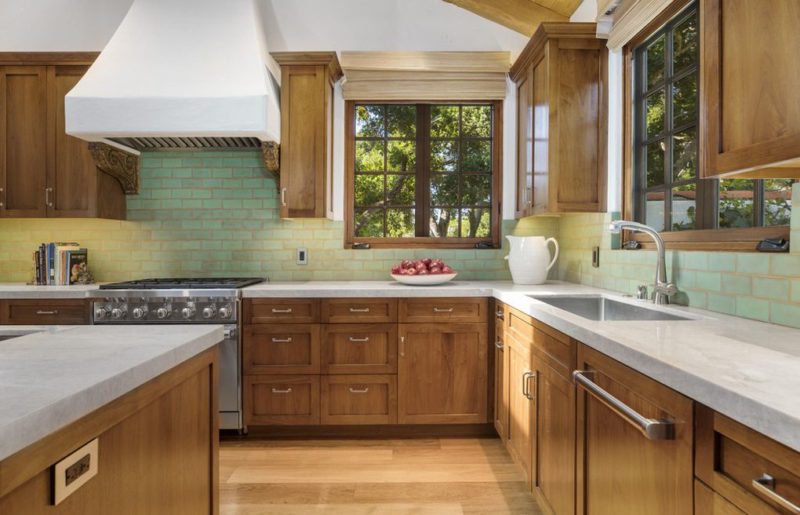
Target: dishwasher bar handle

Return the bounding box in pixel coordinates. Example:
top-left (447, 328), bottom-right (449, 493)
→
top-left (573, 370), bottom-right (675, 441)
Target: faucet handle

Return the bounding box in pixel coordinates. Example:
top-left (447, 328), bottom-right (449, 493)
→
top-left (636, 285), bottom-right (649, 300)
top-left (656, 282), bottom-right (678, 296)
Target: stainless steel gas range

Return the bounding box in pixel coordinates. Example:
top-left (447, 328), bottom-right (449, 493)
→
top-left (91, 277), bottom-right (266, 431)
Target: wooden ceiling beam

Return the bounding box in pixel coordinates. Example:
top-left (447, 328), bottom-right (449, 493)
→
top-left (443, 0), bottom-right (568, 37)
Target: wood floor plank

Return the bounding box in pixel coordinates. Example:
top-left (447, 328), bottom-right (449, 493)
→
top-left (219, 437), bottom-right (541, 514)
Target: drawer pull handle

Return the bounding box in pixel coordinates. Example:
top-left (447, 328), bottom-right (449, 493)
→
top-left (349, 307), bottom-right (371, 313)
top-left (495, 339), bottom-right (504, 350)
top-left (495, 309), bottom-right (504, 320)
top-left (433, 307), bottom-right (454, 313)
top-left (271, 337), bottom-right (293, 343)
top-left (271, 387), bottom-right (292, 394)
top-left (573, 370), bottom-right (675, 441)
top-left (36, 310), bottom-right (59, 315)
top-left (752, 474), bottom-right (800, 513)
top-left (348, 387), bottom-right (369, 394)
top-left (349, 336), bottom-right (370, 343)
top-left (522, 371), bottom-right (536, 400)
top-left (271, 308), bottom-right (293, 314)
top-left (400, 335), bottom-right (405, 357)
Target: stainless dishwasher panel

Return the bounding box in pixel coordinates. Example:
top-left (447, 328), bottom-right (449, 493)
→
top-left (219, 325), bottom-right (242, 430)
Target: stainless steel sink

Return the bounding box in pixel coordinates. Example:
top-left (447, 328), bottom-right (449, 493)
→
top-left (528, 295), bottom-right (692, 322)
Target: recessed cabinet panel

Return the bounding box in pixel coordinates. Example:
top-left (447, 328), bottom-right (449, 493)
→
top-left (322, 323), bottom-right (397, 374)
top-left (243, 324), bottom-right (321, 375)
top-left (321, 374), bottom-right (397, 425)
top-left (244, 375), bottom-right (320, 426)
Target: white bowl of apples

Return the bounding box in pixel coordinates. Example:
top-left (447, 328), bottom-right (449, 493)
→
top-left (391, 258), bottom-right (457, 285)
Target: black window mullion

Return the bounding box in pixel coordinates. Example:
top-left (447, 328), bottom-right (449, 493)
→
top-left (417, 104), bottom-right (430, 237)
top-left (754, 180), bottom-right (765, 227)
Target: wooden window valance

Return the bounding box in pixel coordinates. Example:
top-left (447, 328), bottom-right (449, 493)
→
top-left (340, 51), bottom-right (511, 101)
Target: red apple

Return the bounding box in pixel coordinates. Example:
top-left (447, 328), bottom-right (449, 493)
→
top-left (406, 267), bottom-right (418, 275)
top-left (391, 265), bottom-right (402, 274)
top-left (401, 259), bottom-right (414, 269)
top-left (418, 269), bottom-right (429, 275)
top-left (430, 266), bottom-right (441, 274)
top-left (442, 265), bottom-right (453, 274)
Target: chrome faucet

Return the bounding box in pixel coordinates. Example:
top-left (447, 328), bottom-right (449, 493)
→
top-left (609, 220), bottom-right (677, 304)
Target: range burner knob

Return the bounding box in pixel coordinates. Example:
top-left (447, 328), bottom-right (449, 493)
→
top-left (202, 306), bottom-right (217, 319)
top-left (156, 306), bottom-right (171, 319)
top-left (111, 306), bottom-right (127, 320)
top-left (132, 306), bottom-right (148, 320)
top-left (181, 306), bottom-right (196, 320)
top-left (94, 307), bottom-right (109, 320)
top-left (218, 306), bottom-right (232, 319)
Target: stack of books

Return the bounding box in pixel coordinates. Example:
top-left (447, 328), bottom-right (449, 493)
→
top-left (33, 243), bottom-right (89, 286)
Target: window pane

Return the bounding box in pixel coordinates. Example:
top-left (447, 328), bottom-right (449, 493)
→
top-left (462, 175), bottom-right (491, 206)
top-left (431, 174), bottom-right (458, 206)
top-left (354, 208), bottom-right (384, 237)
top-left (646, 89), bottom-right (665, 139)
top-left (430, 208), bottom-right (458, 237)
top-left (672, 183), bottom-right (697, 231)
top-left (431, 106), bottom-right (459, 138)
top-left (646, 35), bottom-right (665, 89)
top-left (386, 174), bottom-right (415, 206)
top-left (673, 15), bottom-right (698, 72)
top-left (672, 73), bottom-right (697, 127)
top-left (355, 141), bottom-right (385, 172)
top-left (386, 209), bottom-right (415, 237)
top-left (647, 140), bottom-right (665, 187)
top-left (462, 106), bottom-right (491, 137)
top-left (431, 140), bottom-right (458, 172)
top-left (354, 174), bottom-right (383, 207)
top-left (673, 127), bottom-right (697, 181)
top-left (764, 179), bottom-right (794, 226)
top-left (386, 140), bottom-right (416, 172)
top-left (460, 208), bottom-right (490, 238)
top-left (355, 105), bottom-right (384, 137)
top-left (387, 105), bottom-right (416, 138)
top-left (719, 179), bottom-right (755, 228)
top-left (463, 140), bottom-right (491, 172)
top-left (645, 191), bottom-right (665, 231)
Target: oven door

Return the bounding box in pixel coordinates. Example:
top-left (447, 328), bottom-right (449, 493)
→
top-left (219, 325), bottom-right (242, 431)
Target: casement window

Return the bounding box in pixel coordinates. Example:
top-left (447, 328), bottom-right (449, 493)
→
top-left (627, 2), bottom-right (794, 249)
top-left (345, 102), bottom-right (501, 249)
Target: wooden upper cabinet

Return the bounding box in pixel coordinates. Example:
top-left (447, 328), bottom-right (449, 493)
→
top-left (271, 52), bottom-right (342, 218)
top-left (0, 56), bottom-right (126, 219)
top-left (700, 0), bottom-right (800, 178)
top-left (510, 23), bottom-right (607, 216)
top-left (0, 66), bottom-right (48, 217)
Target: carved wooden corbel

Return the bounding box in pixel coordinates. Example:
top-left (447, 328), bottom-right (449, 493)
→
top-left (261, 141), bottom-right (280, 179)
top-left (88, 143), bottom-right (141, 194)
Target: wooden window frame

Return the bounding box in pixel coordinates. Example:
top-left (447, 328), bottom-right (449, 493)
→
top-left (345, 100), bottom-right (503, 249)
top-left (621, 0), bottom-right (791, 251)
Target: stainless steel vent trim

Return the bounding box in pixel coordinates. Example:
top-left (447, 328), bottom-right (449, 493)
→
top-left (108, 136), bottom-right (264, 151)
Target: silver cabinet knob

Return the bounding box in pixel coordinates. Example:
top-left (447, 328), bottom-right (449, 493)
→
top-left (202, 306), bottom-right (216, 319)
top-left (218, 306), bottom-right (232, 319)
top-left (181, 306), bottom-right (196, 320)
top-left (156, 307), bottom-right (170, 319)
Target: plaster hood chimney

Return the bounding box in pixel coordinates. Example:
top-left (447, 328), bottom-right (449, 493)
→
top-left (65, 0), bottom-right (280, 153)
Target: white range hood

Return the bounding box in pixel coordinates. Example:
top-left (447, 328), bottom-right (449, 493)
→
top-left (65, 0), bottom-right (280, 152)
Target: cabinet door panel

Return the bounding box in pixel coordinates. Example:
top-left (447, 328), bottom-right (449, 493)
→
top-left (322, 323), bottom-right (397, 374)
top-left (321, 374), bottom-right (397, 425)
top-left (532, 57), bottom-right (550, 215)
top-left (506, 334), bottom-right (534, 487)
top-left (516, 71), bottom-right (533, 218)
top-left (398, 323), bottom-right (488, 424)
top-left (244, 375), bottom-right (320, 426)
top-left (0, 66), bottom-right (47, 217)
top-left (576, 344), bottom-right (693, 515)
top-left (243, 324), bottom-right (320, 375)
top-left (47, 65), bottom-right (97, 217)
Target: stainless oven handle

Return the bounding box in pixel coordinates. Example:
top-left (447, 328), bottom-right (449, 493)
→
top-left (573, 370), bottom-right (676, 441)
top-left (752, 474), bottom-right (800, 513)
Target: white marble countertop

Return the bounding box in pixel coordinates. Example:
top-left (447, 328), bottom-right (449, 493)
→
top-left (244, 279), bottom-right (800, 452)
top-left (0, 324), bottom-right (224, 461)
top-left (0, 283), bottom-right (102, 299)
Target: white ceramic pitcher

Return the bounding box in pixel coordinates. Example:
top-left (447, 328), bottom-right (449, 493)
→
top-left (505, 235), bottom-right (559, 285)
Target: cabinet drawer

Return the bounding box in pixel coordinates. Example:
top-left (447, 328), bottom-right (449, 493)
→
top-left (399, 298), bottom-right (488, 323)
top-left (244, 375), bottom-right (320, 426)
top-left (1, 299), bottom-right (89, 325)
top-left (243, 325), bottom-right (320, 374)
top-left (531, 321), bottom-right (575, 379)
top-left (244, 299), bottom-right (320, 324)
top-left (322, 324), bottom-right (397, 374)
top-left (321, 298), bottom-right (397, 323)
top-left (321, 375), bottom-right (397, 425)
top-left (696, 405), bottom-right (800, 514)
top-left (695, 480), bottom-right (746, 515)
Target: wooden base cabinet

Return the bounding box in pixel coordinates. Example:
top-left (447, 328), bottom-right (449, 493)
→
top-left (506, 325), bottom-right (535, 486)
top-left (398, 323), bottom-right (488, 424)
top-left (575, 344), bottom-right (693, 515)
top-left (493, 302), bottom-right (509, 441)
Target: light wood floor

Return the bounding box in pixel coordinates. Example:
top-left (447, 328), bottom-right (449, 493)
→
top-left (219, 437), bottom-right (542, 514)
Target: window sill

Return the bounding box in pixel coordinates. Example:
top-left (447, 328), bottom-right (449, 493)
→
top-left (627, 226), bottom-right (790, 251)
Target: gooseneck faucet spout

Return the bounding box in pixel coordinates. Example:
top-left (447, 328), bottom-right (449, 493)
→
top-left (609, 220), bottom-right (676, 304)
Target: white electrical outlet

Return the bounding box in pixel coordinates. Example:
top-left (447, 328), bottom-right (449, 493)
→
top-left (296, 248), bottom-right (308, 265)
